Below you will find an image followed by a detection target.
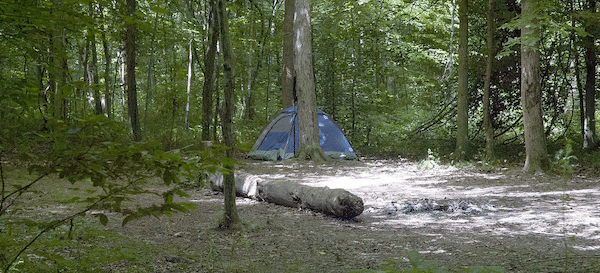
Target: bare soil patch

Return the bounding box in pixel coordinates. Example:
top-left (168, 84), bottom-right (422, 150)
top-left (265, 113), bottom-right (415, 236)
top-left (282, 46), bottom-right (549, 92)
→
top-left (110, 159), bottom-right (600, 272)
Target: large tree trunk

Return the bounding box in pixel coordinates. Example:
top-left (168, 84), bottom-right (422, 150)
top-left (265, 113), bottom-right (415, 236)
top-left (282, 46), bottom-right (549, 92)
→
top-left (521, 0), bottom-right (549, 173)
top-left (217, 0), bottom-right (240, 230)
top-left (281, 0), bottom-right (295, 109)
top-left (202, 0), bottom-right (219, 141)
top-left (583, 0), bottom-right (597, 149)
top-left (125, 0), bottom-right (141, 141)
top-left (294, 0), bottom-right (327, 162)
top-left (455, 0), bottom-right (469, 160)
top-left (210, 173), bottom-right (364, 220)
top-left (482, 0), bottom-right (495, 160)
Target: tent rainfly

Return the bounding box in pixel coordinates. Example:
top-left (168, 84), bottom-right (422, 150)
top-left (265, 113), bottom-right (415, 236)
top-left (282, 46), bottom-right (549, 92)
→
top-left (247, 106), bottom-right (358, 161)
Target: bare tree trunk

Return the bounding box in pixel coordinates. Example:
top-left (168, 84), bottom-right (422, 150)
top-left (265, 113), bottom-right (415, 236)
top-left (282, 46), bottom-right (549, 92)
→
top-left (185, 37), bottom-right (193, 129)
top-left (521, 0), bottom-right (549, 173)
top-left (144, 16), bottom-right (157, 130)
top-left (202, 0), bottom-right (219, 141)
top-left (583, 0), bottom-right (597, 149)
top-left (483, 0), bottom-right (495, 160)
top-left (217, 0), bottom-right (240, 230)
top-left (102, 21), bottom-right (112, 119)
top-left (119, 51), bottom-right (127, 122)
top-left (294, 0), bottom-right (327, 161)
top-left (125, 0), bottom-right (141, 141)
top-left (82, 38), bottom-right (90, 117)
top-left (281, 0), bottom-right (295, 109)
top-left (455, 0), bottom-right (469, 160)
top-left (50, 0), bottom-right (68, 121)
top-left (89, 3), bottom-right (102, 115)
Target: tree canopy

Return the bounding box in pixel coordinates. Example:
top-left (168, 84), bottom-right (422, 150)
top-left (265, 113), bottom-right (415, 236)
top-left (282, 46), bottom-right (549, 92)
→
top-left (0, 0), bottom-right (599, 166)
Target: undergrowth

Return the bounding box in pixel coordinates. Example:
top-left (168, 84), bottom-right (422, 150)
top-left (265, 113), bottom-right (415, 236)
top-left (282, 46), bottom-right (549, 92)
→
top-left (0, 217), bottom-right (171, 272)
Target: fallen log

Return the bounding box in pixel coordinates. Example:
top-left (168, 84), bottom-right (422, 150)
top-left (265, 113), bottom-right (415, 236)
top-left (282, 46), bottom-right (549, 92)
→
top-left (209, 173), bottom-right (364, 219)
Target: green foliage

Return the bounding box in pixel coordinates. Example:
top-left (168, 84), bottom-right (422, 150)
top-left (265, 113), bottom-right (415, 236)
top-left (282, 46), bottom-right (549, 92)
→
top-left (0, 218), bottom-right (167, 273)
top-left (418, 149), bottom-right (440, 170)
top-left (550, 139), bottom-right (577, 176)
top-left (0, 115), bottom-right (228, 271)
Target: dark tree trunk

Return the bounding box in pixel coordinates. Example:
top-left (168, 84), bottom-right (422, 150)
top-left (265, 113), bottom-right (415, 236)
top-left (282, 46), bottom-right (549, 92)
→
top-left (521, 0), bottom-right (549, 173)
top-left (217, 0), bottom-right (240, 230)
top-left (89, 3), bottom-right (102, 115)
top-left (49, 0), bottom-right (68, 122)
top-left (125, 0), bottom-right (141, 141)
top-left (455, 0), bottom-right (469, 160)
top-left (102, 22), bottom-right (112, 119)
top-left (281, 0), bottom-right (295, 109)
top-left (202, 0), bottom-right (219, 141)
top-left (483, 0), bottom-right (495, 160)
top-left (583, 0), bottom-right (597, 149)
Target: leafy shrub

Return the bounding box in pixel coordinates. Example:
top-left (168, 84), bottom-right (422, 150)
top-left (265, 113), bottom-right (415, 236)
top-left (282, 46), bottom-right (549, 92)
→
top-left (0, 115), bottom-right (227, 271)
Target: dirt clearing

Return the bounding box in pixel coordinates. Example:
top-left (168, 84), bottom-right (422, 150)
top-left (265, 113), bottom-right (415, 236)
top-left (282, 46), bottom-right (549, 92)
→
top-left (110, 159), bottom-right (600, 272)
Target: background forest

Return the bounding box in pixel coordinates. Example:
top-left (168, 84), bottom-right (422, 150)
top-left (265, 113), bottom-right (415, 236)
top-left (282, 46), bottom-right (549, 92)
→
top-left (1, 0), bottom-right (600, 272)
top-left (1, 0), bottom-right (599, 166)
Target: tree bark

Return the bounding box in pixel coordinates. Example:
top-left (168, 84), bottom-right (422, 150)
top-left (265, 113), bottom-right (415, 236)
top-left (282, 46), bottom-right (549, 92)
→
top-left (294, 0), bottom-right (327, 162)
top-left (281, 0), bottom-right (295, 109)
top-left (217, 0), bottom-right (240, 230)
top-left (521, 0), bottom-right (549, 173)
top-left (455, 0), bottom-right (469, 160)
top-left (185, 37), bottom-right (193, 129)
top-left (101, 19), bottom-right (112, 119)
top-left (482, 0), bottom-right (495, 160)
top-left (89, 3), bottom-right (102, 115)
top-left (125, 0), bottom-right (141, 141)
top-left (50, 0), bottom-right (68, 121)
top-left (583, 0), bottom-right (597, 149)
top-left (209, 173), bottom-right (364, 219)
top-left (202, 0), bottom-right (219, 141)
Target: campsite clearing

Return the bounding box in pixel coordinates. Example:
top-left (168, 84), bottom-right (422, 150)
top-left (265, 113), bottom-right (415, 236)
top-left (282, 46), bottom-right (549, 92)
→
top-left (105, 158), bottom-right (600, 272)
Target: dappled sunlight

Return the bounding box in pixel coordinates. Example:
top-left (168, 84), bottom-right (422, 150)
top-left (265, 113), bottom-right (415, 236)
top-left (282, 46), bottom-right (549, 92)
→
top-left (243, 159), bottom-right (600, 253)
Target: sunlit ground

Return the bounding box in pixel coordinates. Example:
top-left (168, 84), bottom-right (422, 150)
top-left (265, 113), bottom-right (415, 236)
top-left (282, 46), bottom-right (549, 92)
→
top-left (243, 159), bottom-right (600, 251)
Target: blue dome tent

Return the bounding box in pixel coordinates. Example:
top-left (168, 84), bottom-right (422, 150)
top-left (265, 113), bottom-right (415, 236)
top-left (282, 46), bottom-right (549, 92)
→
top-left (247, 106), bottom-right (358, 160)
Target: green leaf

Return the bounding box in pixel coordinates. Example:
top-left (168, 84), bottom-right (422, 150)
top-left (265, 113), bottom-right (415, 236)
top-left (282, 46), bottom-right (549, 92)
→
top-left (164, 192), bottom-right (174, 204)
top-left (98, 213), bottom-right (109, 226)
top-left (150, 6), bottom-right (170, 14)
top-left (163, 169), bottom-right (174, 185)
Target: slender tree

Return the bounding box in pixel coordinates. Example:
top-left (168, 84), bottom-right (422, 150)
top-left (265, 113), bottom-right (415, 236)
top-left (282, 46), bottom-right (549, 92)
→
top-left (89, 3), bottom-right (102, 115)
top-left (101, 15), bottom-right (112, 119)
top-left (217, 0), bottom-right (240, 230)
top-left (202, 0), bottom-right (219, 141)
top-left (294, 0), bottom-right (327, 161)
top-left (582, 0), bottom-right (597, 149)
top-left (482, 0), bottom-right (495, 159)
top-left (185, 37), bottom-right (193, 129)
top-left (125, 0), bottom-right (141, 141)
top-left (521, 0), bottom-right (549, 173)
top-left (455, 0), bottom-right (469, 160)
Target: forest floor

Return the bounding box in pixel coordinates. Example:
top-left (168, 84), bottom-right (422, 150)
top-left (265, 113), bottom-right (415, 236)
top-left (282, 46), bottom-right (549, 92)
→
top-left (108, 158), bottom-right (600, 272)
